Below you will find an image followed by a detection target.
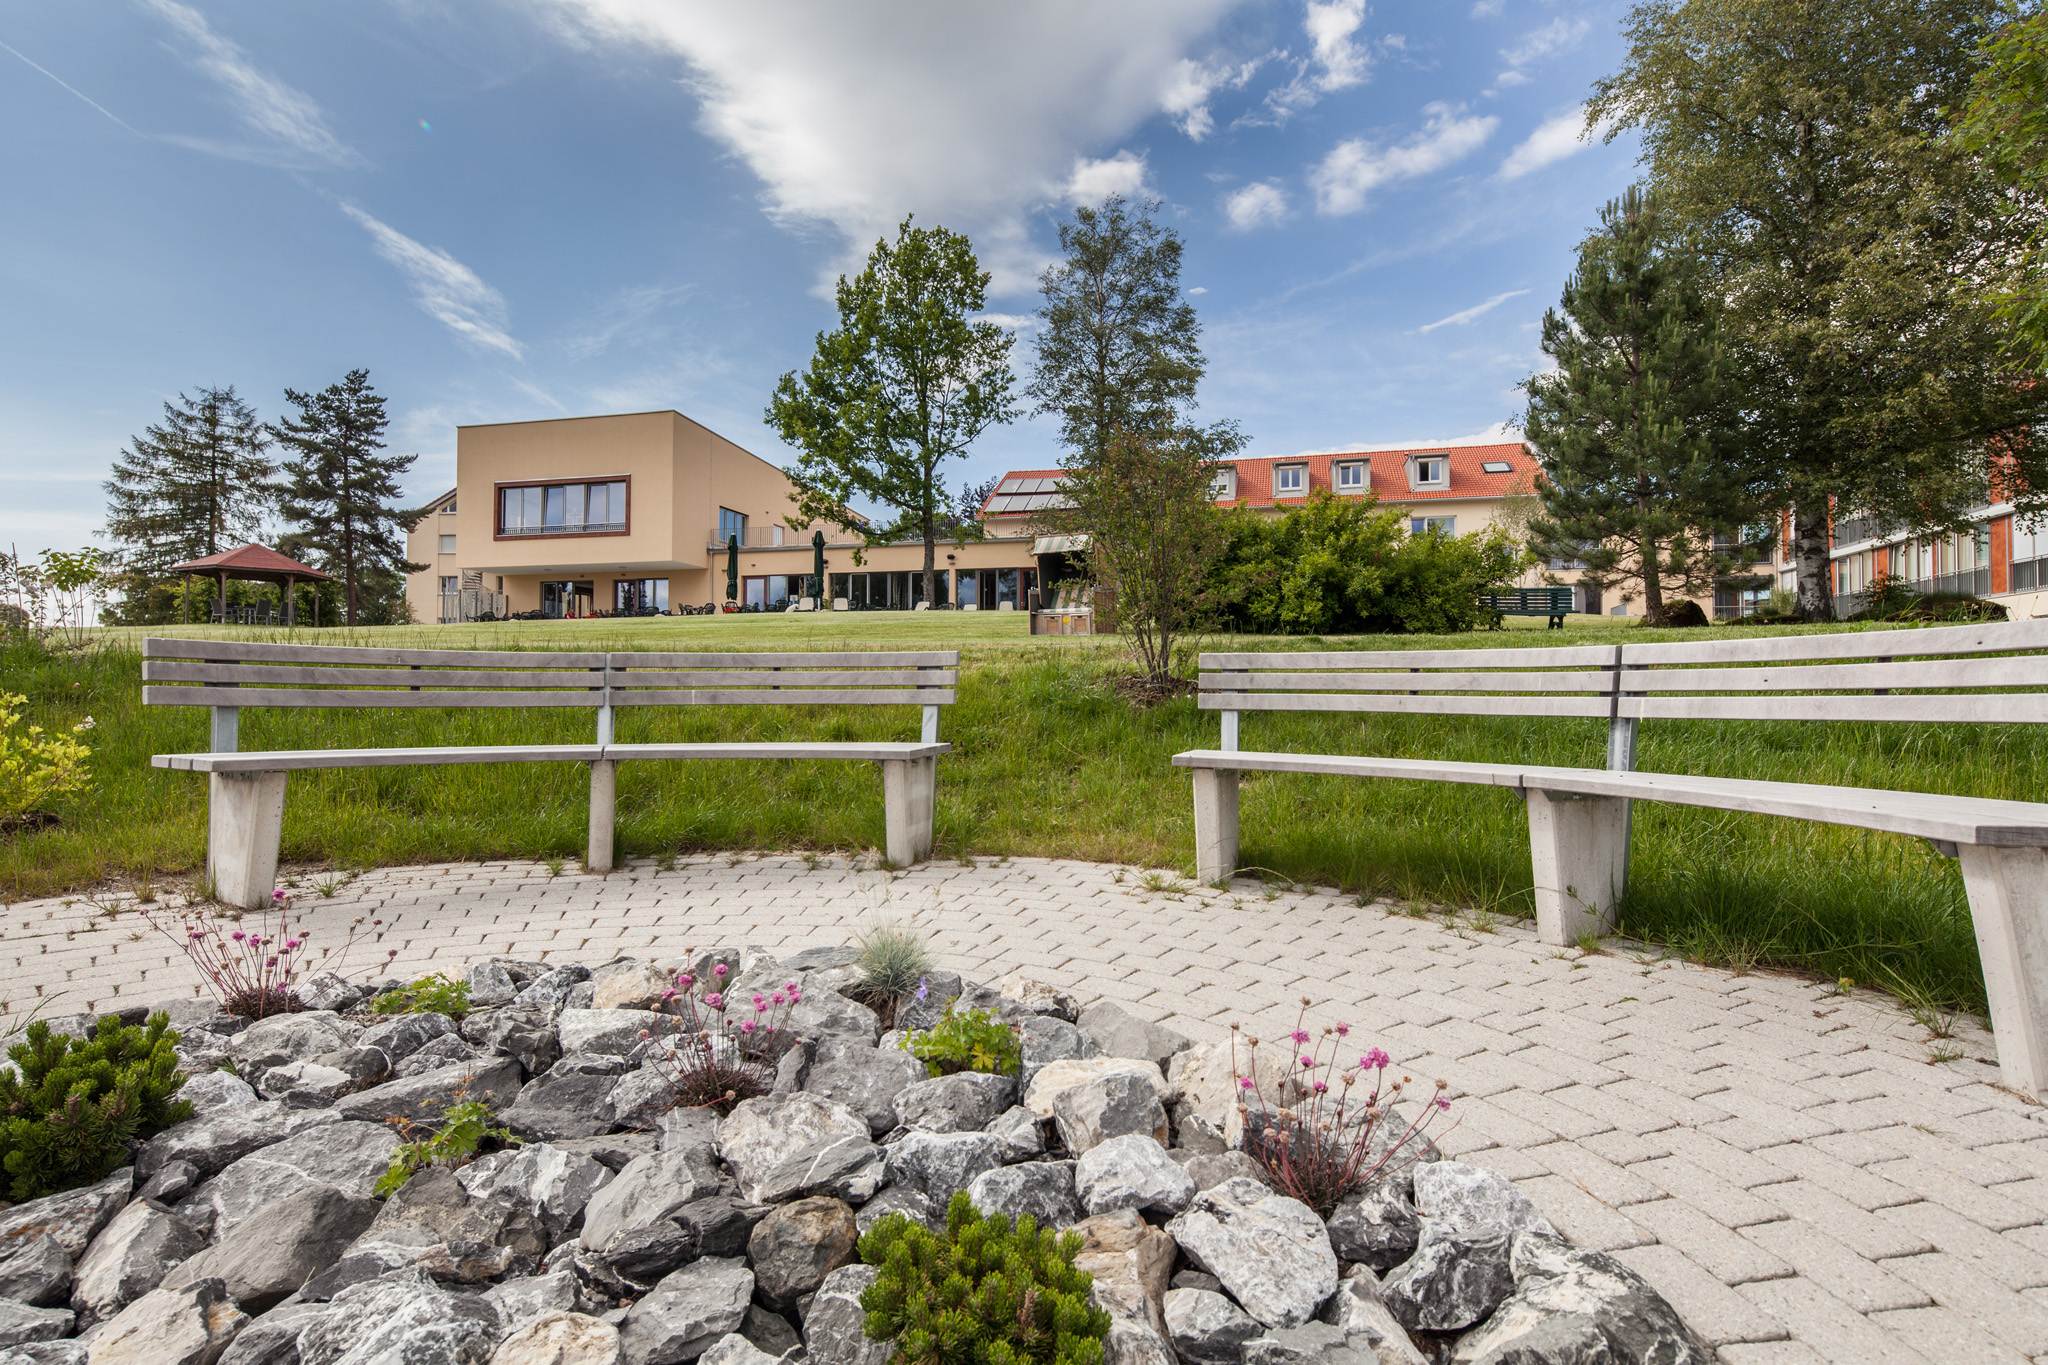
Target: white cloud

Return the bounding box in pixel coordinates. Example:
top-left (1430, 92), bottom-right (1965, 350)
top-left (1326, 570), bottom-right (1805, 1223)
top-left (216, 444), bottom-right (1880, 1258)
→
top-left (1223, 182), bottom-right (1289, 231)
top-left (1500, 16), bottom-right (1588, 68)
top-left (1161, 52), bottom-right (1268, 140)
top-left (1065, 151), bottom-right (1150, 205)
top-left (1498, 105), bottom-right (1602, 180)
top-left (538, 0), bottom-right (1246, 288)
top-left (339, 204), bottom-right (524, 358)
top-left (1260, 0), bottom-right (1374, 122)
top-left (138, 0), bottom-right (361, 166)
top-left (976, 312), bottom-right (1037, 331)
top-left (564, 281), bottom-right (694, 360)
top-left (1311, 102), bottom-right (1498, 216)
top-left (1418, 289), bottom-right (1528, 333)
top-left (1187, 286), bottom-right (1208, 295)
top-left (1469, 0), bottom-right (1504, 16)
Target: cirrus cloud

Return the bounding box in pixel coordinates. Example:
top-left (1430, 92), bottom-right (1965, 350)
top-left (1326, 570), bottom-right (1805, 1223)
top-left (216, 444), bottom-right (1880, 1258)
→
top-left (1310, 102), bottom-right (1498, 216)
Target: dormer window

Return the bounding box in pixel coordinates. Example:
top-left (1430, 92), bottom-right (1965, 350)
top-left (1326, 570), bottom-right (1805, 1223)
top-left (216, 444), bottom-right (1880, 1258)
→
top-left (1211, 467), bottom-right (1238, 501)
top-left (1405, 454), bottom-right (1450, 491)
top-left (1335, 461), bottom-right (1368, 492)
top-left (1274, 464), bottom-right (1307, 495)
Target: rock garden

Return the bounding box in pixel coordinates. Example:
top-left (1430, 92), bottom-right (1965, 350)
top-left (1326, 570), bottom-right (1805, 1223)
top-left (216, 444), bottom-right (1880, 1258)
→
top-left (0, 923), bottom-right (1714, 1365)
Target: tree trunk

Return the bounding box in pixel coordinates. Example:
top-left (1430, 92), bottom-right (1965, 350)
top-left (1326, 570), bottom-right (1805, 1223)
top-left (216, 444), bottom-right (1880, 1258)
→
top-left (921, 510), bottom-right (936, 608)
top-left (1792, 502), bottom-right (1835, 620)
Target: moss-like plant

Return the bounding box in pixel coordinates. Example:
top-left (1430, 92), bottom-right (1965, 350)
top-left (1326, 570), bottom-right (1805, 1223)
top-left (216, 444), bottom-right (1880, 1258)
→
top-left (860, 1191), bottom-right (1111, 1365)
top-left (902, 1006), bottom-right (1022, 1078)
top-left (375, 1100), bottom-right (518, 1197)
top-left (369, 974), bottom-right (472, 1020)
top-left (0, 1013), bottom-right (192, 1201)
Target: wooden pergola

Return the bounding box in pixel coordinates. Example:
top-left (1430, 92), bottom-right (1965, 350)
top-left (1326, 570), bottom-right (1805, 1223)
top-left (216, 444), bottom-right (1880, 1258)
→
top-left (169, 544), bottom-right (334, 626)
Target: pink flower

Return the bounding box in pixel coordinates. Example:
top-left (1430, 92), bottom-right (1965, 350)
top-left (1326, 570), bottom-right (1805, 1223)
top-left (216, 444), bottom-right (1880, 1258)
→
top-left (1300, 1055), bottom-right (1315, 1069)
top-left (231, 931), bottom-right (246, 942)
top-left (1362, 1048), bottom-right (1390, 1070)
top-left (1313, 1081), bottom-right (1329, 1094)
top-left (1434, 1095), bottom-right (1451, 1113)
top-left (1335, 1022), bottom-right (1350, 1038)
top-left (1238, 1077), bottom-right (1256, 1091)
top-left (272, 890), bottom-right (286, 901)
top-left (1290, 1029), bottom-right (1310, 1045)
top-left (713, 964), bottom-right (728, 978)
top-left (740, 1020), bottom-right (756, 1034)
top-left (704, 992), bottom-right (724, 1010)
top-left (771, 990), bottom-right (786, 1006)
top-left (678, 973), bottom-right (694, 988)
top-left (787, 987), bottom-right (803, 1004)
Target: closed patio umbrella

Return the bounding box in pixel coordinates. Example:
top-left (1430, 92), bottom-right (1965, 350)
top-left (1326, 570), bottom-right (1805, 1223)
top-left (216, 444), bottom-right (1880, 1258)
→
top-left (726, 535), bottom-right (740, 602)
top-left (812, 530), bottom-right (826, 601)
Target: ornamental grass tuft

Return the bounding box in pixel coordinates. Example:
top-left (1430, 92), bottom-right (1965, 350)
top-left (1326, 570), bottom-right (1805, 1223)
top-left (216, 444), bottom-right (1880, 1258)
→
top-left (850, 919), bottom-right (936, 1024)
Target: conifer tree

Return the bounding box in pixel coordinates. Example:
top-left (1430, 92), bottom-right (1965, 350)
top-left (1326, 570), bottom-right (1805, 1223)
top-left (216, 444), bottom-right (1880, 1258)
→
top-left (103, 386), bottom-right (274, 577)
top-left (1521, 186), bottom-right (1762, 624)
top-left (271, 370), bottom-right (424, 626)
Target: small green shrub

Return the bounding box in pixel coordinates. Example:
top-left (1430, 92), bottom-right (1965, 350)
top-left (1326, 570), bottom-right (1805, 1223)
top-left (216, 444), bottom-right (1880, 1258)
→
top-left (0, 690), bottom-right (93, 824)
top-left (860, 1190), bottom-right (1111, 1365)
top-left (851, 921), bottom-right (936, 1022)
top-left (0, 1013), bottom-right (192, 1201)
top-left (375, 1100), bottom-right (518, 1196)
top-left (369, 974), bottom-right (472, 1020)
top-left (902, 1006), bottom-right (1022, 1078)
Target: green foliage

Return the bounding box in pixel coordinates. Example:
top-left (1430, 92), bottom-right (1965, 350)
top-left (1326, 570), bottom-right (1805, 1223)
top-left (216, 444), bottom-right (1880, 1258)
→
top-left (903, 1007), bottom-right (1022, 1078)
top-left (103, 385), bottom-right (275, 583)
top-left (375, 1100), bottom-right (517, 1197)
top-left (767, 216), bottom-right (1018, 604)
top-left (860, 1191), bottom-right (1111, 1365)
top-left (369, 974), bottom-right (472, 1020)
top-left (1959, 3), bottom-right (2048, 371)
top-left (0, 1013), bottom-right (192, 1201)
top-left (854, 922), bottom-right (937, 1005)
top-left (1847, 574), bottom-right (2010, 623)
top-left (1, 692), bottom-right (93, 823)
top-left (1209, 490), bottom-right (1529, 635)
top-left (1521, 186), bottom-right (1763, 625)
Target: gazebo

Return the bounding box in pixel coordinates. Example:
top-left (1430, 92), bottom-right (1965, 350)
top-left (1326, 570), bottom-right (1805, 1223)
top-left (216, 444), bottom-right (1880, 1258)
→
top-left (169, 544), bottom-right (334, 626)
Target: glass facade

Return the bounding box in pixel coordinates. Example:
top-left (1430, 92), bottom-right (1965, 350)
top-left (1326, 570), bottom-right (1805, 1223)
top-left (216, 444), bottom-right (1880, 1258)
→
top-left (500, 481), bottom-right (627, 536)
top-left (614, 579), bottom-right (668, 612)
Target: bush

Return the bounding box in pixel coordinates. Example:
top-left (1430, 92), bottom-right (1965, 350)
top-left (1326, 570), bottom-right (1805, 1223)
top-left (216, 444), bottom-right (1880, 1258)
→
top-left (860, 1190), bottom-right (1111, 1365)
top-left (370, 974), bottom-right (472, 1020)
top-left (641, 956), bottom-right (803, 1115)
top-left (849, 921), bottom-right (936, 1024)
top-left (0, 691), bottom-right (92, 826)
top-left (903, 1006), bottom-right (1022, 1078)
top-left (0, 1013), bottom-right (193, 1201)
top-left (375, 1099), bottom-right (519, 1196)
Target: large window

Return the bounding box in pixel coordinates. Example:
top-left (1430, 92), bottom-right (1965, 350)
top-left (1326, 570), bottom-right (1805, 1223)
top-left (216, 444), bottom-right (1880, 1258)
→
top-left (1335, 461), bottom-right (1367, 491)
top-left (718, 507), bottom-right (747, 544)
top-left (498, 479), bottom-right (628, 537)
top-left (1411, 516), bottom-right (1455, 535)
top-left (615, 579), bottom-right (668, 612)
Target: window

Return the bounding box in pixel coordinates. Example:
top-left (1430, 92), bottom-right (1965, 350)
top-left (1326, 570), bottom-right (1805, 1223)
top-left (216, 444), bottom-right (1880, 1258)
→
top-left (438, 534), bottom-right (456, 555)
top-left (1406, 454), bottom-right (1450, 490)
top-left (1275, 465), bottom-right (1306, 494)
top-left (1335, 461), bottom-right (1367, 491)
top-left (498, 479), bottom-right (628, 536)
top-left (717, 507), bottom-right (747, 544)
top-left (1479, 460), bottom-right (1513, 474)
top-left (441, 498), bottom-right (458, 514)
top-left (438, 576), bottom-right (459, 594)
top-left (614, 579), bottom-right (668, 612)
top-left (1411, 516), bottom-right (1456, 535)
top-left (1211, 468), bottom-right (1238, 501)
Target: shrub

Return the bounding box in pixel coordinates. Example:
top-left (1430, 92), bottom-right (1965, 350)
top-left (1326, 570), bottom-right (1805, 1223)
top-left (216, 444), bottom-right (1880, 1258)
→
top-left (849, 921), bottom-right (936, 1024)
top-left (0, 691), bottom-right (92, 826)
top-left (860, 1190), bottom-right (1111, 1365)
top-left (140, 901), bottom-right (398, 1019)
top-left (0, 1013), bottom-right (193, 1201)
top-left (375, 1099), bottom-right (518, 1196)
top-left (903, 1006), bottom-right (1022, 1078)
top-left (640, 954), bottom-right (803, 1115)
top-left (1229, 1000), bottom-right (1452, 1219)
top-left (370, 974), bottom-right (472, 1020)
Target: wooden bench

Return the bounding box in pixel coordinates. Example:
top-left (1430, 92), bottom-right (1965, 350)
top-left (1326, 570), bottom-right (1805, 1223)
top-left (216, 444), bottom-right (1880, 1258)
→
top-left (143, 639), bottom-right (956, 909)
top-left (1171, 621), bottom-right (2048, 1098)
top-left (1478, 586), bottom-right (1575, 629)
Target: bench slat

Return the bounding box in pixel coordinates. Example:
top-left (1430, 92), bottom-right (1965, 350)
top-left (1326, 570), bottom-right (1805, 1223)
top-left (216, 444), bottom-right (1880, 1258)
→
top-left (1202, 645), bottom-right (1619, 670)
top-left (1199, 692), bottom-right (1615, 718)
top-left (142, 638), bottom-right (606, 668)
top-left (1620, 618), bottom-right (2048, 666)
top-left (1619, 694), bottom-right (2048, 724)
top-left (608, 688), bottom-right (958, 708)
top-left (143, 686), bottom-right (605, 709)
top-left (604, 742), bottom-right (951, 761)
top-left (609, 651), bottom-right (958, 668)
top-left (1202, 669), bottom-right (1617, 694)
top-left (145, 662), bottom-right (603, 688)
top-left (151, 745), bottom-right (605, 771)
top-left (1626, 656), bottom-right (2048, 693)
top-left (604, 669), bottom-right (957, 688)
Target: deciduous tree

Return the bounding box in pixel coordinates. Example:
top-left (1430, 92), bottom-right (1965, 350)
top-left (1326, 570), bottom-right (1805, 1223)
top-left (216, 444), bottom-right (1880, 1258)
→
top-left (1960, 2), bottom-right (2048, 370)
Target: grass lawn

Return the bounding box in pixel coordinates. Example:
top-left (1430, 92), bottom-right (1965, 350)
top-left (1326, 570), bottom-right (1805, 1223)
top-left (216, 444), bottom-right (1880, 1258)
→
top-left (4, 610), bottom-right (2027, 1015)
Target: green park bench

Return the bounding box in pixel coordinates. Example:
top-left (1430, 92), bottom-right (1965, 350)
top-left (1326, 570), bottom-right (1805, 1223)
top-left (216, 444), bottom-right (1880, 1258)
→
top-left (1479, 586), bottom-right (1575, 629)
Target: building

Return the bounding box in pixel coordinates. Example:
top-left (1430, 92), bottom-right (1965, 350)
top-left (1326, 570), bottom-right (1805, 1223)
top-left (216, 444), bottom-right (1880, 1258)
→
top-left (403, 410), bottom-right (1049, 622)
top-left (1830, 503), bottom-right (2048, 620)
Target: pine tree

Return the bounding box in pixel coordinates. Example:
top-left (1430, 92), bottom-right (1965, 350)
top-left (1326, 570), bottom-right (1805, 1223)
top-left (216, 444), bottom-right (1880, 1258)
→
top-left (271, 370), bottom-right (425, 626)
top-left (103, 386), bottom-right (274, 577)
top-left (1521, 186), bottom-right (1762, 624)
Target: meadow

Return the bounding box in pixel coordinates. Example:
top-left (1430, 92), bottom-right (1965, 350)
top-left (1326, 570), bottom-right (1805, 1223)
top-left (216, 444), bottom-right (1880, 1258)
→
top-left (3, 609), bottom-right (2025, 1016)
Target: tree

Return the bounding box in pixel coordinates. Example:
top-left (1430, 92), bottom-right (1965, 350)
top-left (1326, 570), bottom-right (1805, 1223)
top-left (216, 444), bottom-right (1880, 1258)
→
top-left (103, 386), bottom-right (274, 578)
top-left (1591, 0), bottom-right (2048, 618)
top-left (271, 370), bottom-right (423, 627)
top-left (1521, 186), bottom-right (1762, 624)
top-left (767, 218), bottom-right (1017, 606)
top-left (1029, 196), bottom-right (1204, 462)
top-left (1960, 2), bottom-right (2048, 371)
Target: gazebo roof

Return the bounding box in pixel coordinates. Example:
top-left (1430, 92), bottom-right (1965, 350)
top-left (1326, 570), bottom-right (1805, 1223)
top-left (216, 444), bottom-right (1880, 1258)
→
top-left (169, 544), bottom-right (334, 581)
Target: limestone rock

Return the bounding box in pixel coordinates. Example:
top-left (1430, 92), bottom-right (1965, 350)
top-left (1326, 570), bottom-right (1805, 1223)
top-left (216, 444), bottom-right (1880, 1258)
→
top-left (1380, 1234), bottom-right (1512, 1335)
top-left (1071, 1209), bottom-right (1175, 1345)
top-left (799, 1041), bottom-right (929, 1138)
top-left (360, 1011), bottom-right (460, 1064)
top-left (1411, 1162), bottom-right (1551, 1240)
top-left (717, 1095), bottom-right (868, 1205)
top-left (1325, 1185), bottom-right (1420, 1273)
top-left (995, 973), bottom-right (1078, 1021)
top-left (491, 1311), bottom-right (622, 1365)
top-left (1167, 1042), bottom-right (1289, 1145)
top-left (228, 1012), bottom-right (358, 1074)
top-left (478, 1006), bottom-right (562, 1076)
top-left (0, 1236), bottom-right (69, 1309)
top-left (162, 1185), bottom-right (378, 1313)
top-left (1167, 1178), bottom-right (1338, 1330)
top-left (460, 1143), bottom-right (616, 1244)
top-left (965, 1162), bottom-right (1083, 1229)
top-left (1165, 1288), bottom-right (1263, 1365)
top-left (557, 1009), bottom-right (663, 1059)
top-left (1075, 1134), bottom-right (1196, 1217)
top-left (987, 1106), bottom-right (1046, 1162)
top-left (178, 1071), bottom-right (260, 1117)
top-left (746, 1198), bottom-right (858, 1313)
top-left (883, 1130), bottom-right (1005, 1205)
top-left (605, 1067), bottom-right (682, 1131)
top-left (517, 965), bottom-right (595, 1011)
top-left (555, 1132), bottom-right (660, 1173)
top-left (1052, 1072), bottom-right (1169, 1154)
top-left (1319, 1267), bottom-right (1428, 1365)
top-left (697, 1332), bottom-right (778, 1365)
top-left (593, 964), bottom-right (673, 1013)
top-left (396, 1034), bottom-right (486, 1080)
top-left (890, 971), bottom-right (964, 1035)
top-left (1102, 1321), bottom-right (1176, 1365)
top-left (484, 1271), bottom-right (581, 1335)
top-left (334, 1056), bottom-right (524, 1127)
top-left (502, 1069), bottom-right (623, 1141)
top-left (468, 962), bottom-right (520, 1009)
top-left (294, 1266), bottom-right (502, 1365)
top-left (1023, 1058), bottom-right (1169, 1118)
top-left (801, 1265), bottom-right (891, 1365)
top-left (753, 1136), bottom-right (886, 1206)
top-left (212, 1298), bottom-right (329, 1365)
top-left (85, 1277), bottom-right (247, 1365)
top-left (784, 991), bottom-right (880, 1049)
top-left (297, 972), bottom-right (370, 1014)
top-left (69, 1200), bottom-right (207, 1327)
top-left (618, 1257), bottom-right (753, 1365)
top-left (1076, 1003), bottom-right (1191, 1071)
top-left (894, 1072), bottom-right (1015, 1134)
top-left (1446, 1232), bottom-right (1714, 1365)
top-left (183, 1120), bottom-right (397, 1238)
top-left (579, 1146), bottom-right (724, 1252)
top-left (135, 1159), bottom-right (200, 1205)
top-left (1179, 1151), bottom-right (1269, 1194)
top-left (739, 1305), bottom-right (799, 1357)
top-left (254, 1060), bottom-right (356, 1106)
top-left (855, 1187), bottom-right (937, 1236)
top-left (137, 1103), bottom-right (338, 1180)
top-left (0, 1300), bottom-right (70, 1347)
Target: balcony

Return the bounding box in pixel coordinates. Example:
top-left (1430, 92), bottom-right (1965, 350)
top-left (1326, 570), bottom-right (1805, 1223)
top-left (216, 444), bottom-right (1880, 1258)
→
top-left (500, 519), bottom-right (625, 538)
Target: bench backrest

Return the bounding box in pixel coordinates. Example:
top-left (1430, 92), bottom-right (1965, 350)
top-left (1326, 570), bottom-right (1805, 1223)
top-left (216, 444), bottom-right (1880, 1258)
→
top-left (604, 652), bottom-right (959, 743)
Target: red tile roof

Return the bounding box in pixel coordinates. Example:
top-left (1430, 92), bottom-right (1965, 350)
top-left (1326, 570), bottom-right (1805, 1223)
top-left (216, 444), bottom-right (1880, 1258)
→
top-left (169, 543), bottom-right (335, 580)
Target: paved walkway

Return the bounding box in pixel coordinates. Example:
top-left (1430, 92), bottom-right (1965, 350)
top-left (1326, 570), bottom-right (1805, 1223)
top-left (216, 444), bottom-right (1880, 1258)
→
top-left (5, 854), bottom-right (2043, 1364)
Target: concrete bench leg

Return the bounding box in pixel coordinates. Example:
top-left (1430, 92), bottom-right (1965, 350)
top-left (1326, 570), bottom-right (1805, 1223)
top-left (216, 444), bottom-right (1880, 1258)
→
top-left (1959, 844), bottom-right (2048, 1100)
top-left (588, 760), bottom-right (617, 874)
top-left (1193, 768), bottom-right (1240, 885)
top-left (208, 771), bottom-right (286, 910)
top-left (1526, 788), bottom-right (1626, 946)
top-left (882, 756), bottom-right (936, 865)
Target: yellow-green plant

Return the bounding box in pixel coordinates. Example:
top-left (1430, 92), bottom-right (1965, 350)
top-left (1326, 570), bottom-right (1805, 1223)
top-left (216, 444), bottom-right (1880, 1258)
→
top-left (0, 692), bottom-right (92, 823)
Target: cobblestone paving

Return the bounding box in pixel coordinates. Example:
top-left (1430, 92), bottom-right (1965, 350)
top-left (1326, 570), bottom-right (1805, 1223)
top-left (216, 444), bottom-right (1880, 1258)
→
top-left (4, 853), bottom-right (2041, 1365)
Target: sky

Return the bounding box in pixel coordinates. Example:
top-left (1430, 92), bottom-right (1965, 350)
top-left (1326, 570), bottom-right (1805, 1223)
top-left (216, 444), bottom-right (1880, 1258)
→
top-left (0, 0), bottom-right (1639, 556)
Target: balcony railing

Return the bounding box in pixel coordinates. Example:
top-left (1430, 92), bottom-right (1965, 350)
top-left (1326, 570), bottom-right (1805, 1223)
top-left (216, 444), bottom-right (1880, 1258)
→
top-left (439, 590), bottom-right (508, 623)
top-left (499, 520), bottom-right (625, 537)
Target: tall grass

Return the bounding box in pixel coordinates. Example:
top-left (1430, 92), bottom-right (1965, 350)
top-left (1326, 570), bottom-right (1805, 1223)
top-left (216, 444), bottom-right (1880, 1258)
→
top-left (1, 616), bottom-right (2031, 1014)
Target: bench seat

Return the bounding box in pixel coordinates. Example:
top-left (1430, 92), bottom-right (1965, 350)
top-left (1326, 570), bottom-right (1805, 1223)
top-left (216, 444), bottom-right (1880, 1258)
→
top-left (603, 742), bottom-right (950, 762)
top-left (152, 746), bottom-right (605, 773)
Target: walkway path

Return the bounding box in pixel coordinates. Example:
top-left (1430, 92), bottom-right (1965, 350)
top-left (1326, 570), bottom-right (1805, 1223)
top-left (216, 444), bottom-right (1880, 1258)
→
top-left (4, 853), bottom-right (2042, 1365)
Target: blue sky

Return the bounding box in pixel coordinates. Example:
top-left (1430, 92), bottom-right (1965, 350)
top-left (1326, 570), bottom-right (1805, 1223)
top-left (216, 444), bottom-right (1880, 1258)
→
top-left (0, 0), bottom-right (1637, 554)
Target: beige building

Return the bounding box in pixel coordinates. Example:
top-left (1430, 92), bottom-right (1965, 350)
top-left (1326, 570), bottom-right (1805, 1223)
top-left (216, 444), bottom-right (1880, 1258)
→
top-left (403, 410), bottom-right (1048, 623)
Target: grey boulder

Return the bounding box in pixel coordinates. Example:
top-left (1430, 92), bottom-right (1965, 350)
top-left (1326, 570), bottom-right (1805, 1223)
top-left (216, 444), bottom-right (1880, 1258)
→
top-left (753, 1136), bottom-right (887, 1206)
top-left (501, 1068), bottom-right (623, 1141)
top-left (1075, 1134), bottom-right (1196, 1217)
top-left (801, 1265), bottom-right (891, 1365)
top-left (458, 1142), bottom-right (616, 1244)
top-left (1052, 1072), bottom-right (1169, 1154)
top-left (557, 1008), bottom-right (663, 1059)
top-left (1320, 1267), bottom-right (1428, 1365)
top-left (0, 1237), bottom-right (69, 1309)
top-left (1167, 1178), bottom-right (1338, 1330)
top-left (579, 1145), bottom-right (724, 1252)
top-left (394, 1033), bottom-right (484, 1080)
top-left (1411, 1162), bottom-right (1553, 1242)
top-left (855, 1187), bottom-right (938, 1236)
top-left (182, 1120), bottom-right (397, 1238)
top-left (163, 1184), bottom-right (376, 1313)
top-left (746, 1198), bottom-right (858, 1313)
top-left (493, 1311), bottom-right (623, 1365)
top-left (69, 1200), bottom-right (207, 1327)
top-left (987, 1106), bottom-right (1046, 1162)
top-left (177, 1070), bottom-right (259, 1118)
top-left (1076, 1003), bottom-right (1191, 1071)
top-left (619, 1257), bottom-right (753, 1365)
top-left (294, 1267), bottom-right (501, 1365)
top-left (717, 1095), bottom-right (869, 1205)
top-left (254, 1060), bottom-right (357, 1106)
top-left (466, 962), bottom-right (519, 1009)
top-left (516, 964), bottom-right (594, 1010)
top-left (893, 1072), bottom-right (1016, 1134)
top-left (137, 1103), bottom-right (338, 1180)
top-left (81, 1277), bottom-right (247, 1365)
top-left (883, 1130), bottom-right (1006, 1205)
top-left (1381, 1161), bottom-right (1556, 1336)
top-left (1447, 1232), bottom-right (1715, 1365)
top-left (0, 1301), bottom-right (71, 1348)
top-left (335, 1056), bottom-right (524, 1127)
top-left (1325, 1184), bottom-right (1421, 1272)
top-left (1164, 1288), bottom-right (1263, 1365)
top-left (965, 1162), bottom-right (1084, 1229)
top-left (475, 1006), bottom-right (561, 1075)
top-left (359, 1011), bottom-right (459, 1063)
top-left (228, 1012), bottom-right (357, 1073)
top-left (0, 1167), bottom-right (132, 1258)
top-left (799, 1040), bottom-right (928, 1138)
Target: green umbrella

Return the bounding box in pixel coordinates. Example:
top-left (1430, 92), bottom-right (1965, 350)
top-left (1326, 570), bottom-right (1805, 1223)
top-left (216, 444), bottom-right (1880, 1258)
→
top-left (812, 530), bottom-right (826, 601)
top-left (726, 534), bottom-right (740, 603)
